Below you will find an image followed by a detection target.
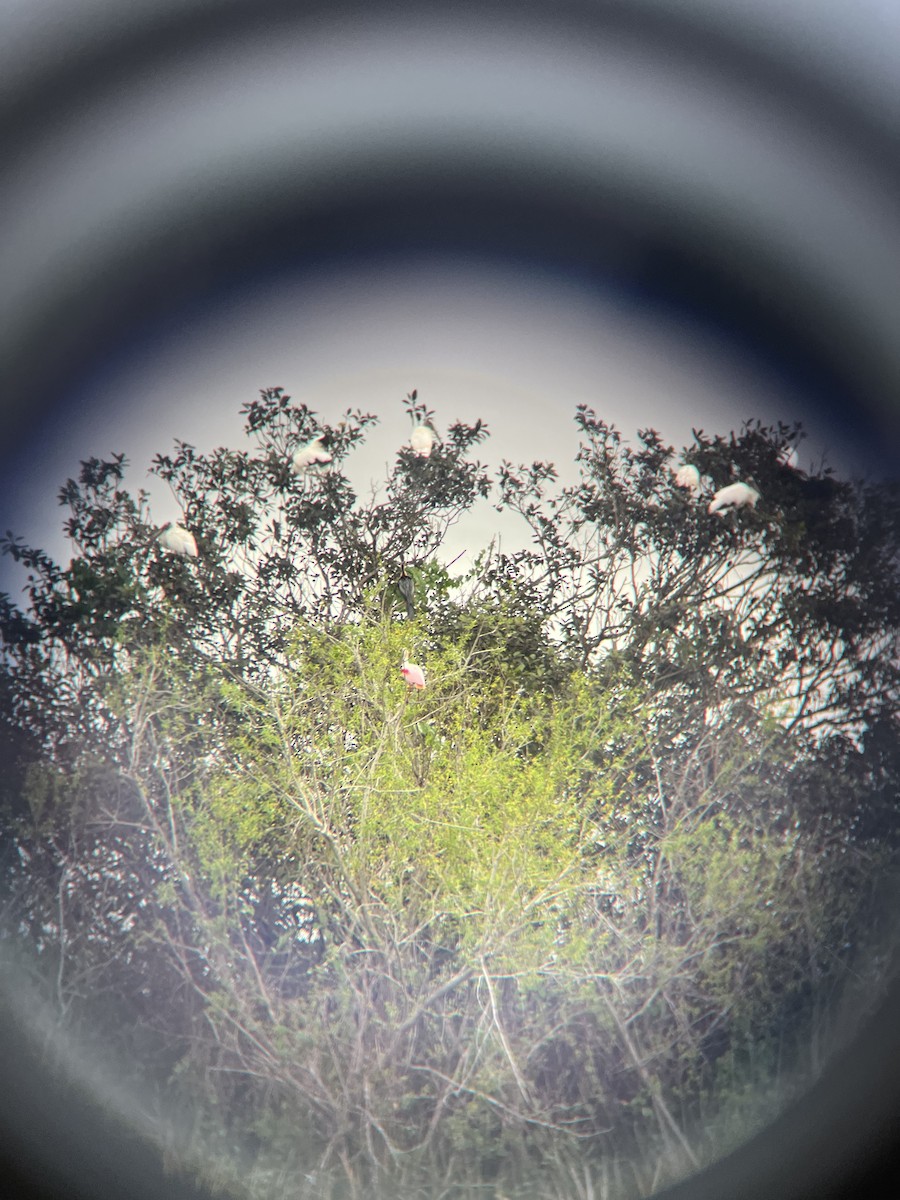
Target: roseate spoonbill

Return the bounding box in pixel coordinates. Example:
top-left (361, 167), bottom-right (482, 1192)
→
top-left (410, 423), bottom-right (435, 458)
top-left (708, 482), bottom-right (760, 514)
top-left (401, 653), bottom-right (426, 689)
top-left (291, 435), bottom-right (332, 472)
top-left (159, 523), bottom-right (198, 557)
top-left (777, 445), bottom-right (799, 470)
top-left (398, 572), bottom-right (415, 619)
top-left (674, 464), bottom-right (701, 493)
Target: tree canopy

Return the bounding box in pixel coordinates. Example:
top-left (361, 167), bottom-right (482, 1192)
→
top-left (1, 388), bottom-right (898, 1200)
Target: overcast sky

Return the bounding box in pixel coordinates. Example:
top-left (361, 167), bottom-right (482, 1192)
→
top-left (1, 6), bottom-right (899, 1184)
top-left (3, 0), bottom-right (898, 598)
top-left (1, 252), bottom-right (860, 599)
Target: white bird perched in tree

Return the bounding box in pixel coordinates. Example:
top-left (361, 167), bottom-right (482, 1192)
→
top-left (708, 482), bottom-right (760, 515)
top-left (410, 422), bottom-right (435, 458)
top-left (777, 444), bottom-right (799, 470)
top-left (291, 434), bottom-right (332, 473)
top-left (400, 652), bottom-right (426, 690)
top-left (159, 522), bottom-right (198, 557)
top-left (674, 463), bottom-right (701, 494)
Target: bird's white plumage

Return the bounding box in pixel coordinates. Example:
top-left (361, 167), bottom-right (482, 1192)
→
top-left (291, 435), bottom-right (332, 472)
top-left (159, 523), bottom-right (198, 557)
top-left (410, 425), bottom-right (434, 458)
top-left (674, 464), bottom-right (701, 493)
top-left (708, 482), bottom-right (760, 514)
top-left (777, 445), bottom-right (799, 470)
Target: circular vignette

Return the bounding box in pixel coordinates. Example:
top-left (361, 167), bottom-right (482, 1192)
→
top-left (1, 3), bottom-right (899, 1200)
top-left (2, 0), bottom-right (900, 455)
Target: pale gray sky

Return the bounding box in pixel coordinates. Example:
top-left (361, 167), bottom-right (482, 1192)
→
top-left (3, 0), bottom-right (898, 595)
top-left (1, 254), bottom-right (855, 596)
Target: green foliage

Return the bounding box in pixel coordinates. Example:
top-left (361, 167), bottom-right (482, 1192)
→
top-left (1, 392), bottom-right (898, 1199)
top-left (216, 618), bottom-right (645, 950)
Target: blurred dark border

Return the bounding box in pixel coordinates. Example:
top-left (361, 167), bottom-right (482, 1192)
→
top-left (1, 2), bottom-right (899, 1197)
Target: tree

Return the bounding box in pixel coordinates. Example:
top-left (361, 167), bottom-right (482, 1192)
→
top-left (1, 390), bottom-right (898, 1199)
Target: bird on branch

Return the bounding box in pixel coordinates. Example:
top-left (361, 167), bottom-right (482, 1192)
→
top-left (398, 570), bottom-right (415, 619)
top-left (158, 522), bottom-right (198, 557)
top-left (674, 464), bottom-right (702, 495)
top-left (777, 444), bottom-right (800, 470)
top-left (291, 434), bottom-right (332, 473)
top-left (708, 482), bottom-right (760, 515)
top-left (401, 652), bottom-right (426, 689)
top-left (410, 421), bottom-right (436, 458)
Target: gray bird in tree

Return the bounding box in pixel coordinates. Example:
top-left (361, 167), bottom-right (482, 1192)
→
top-left (398, 570), bottom-right (415, 619)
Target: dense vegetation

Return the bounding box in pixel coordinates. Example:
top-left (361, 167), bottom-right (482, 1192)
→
top-left (1, 388), bottom-right (898, 1199)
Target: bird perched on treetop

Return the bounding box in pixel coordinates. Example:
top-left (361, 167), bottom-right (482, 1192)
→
top-left (398, 571), bottom-right (415, 619)
top-left (674, 464), bottom-right (701, 494)
top-left (410, 422), bottom-right (435, 458)
top-left (400, 653), bottom-right (426, 689)
top-left (159, 522), bottom-right (198, 558)
top-left (291, 434), bottom-right (332, 473)
top-left (708, 482), bottom-right (760, 515)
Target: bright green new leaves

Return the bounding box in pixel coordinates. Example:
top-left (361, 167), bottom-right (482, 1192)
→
top-left (201, 614), bottom-right (647, 964)
top-left (4, 400), bottom-right (897, 1200)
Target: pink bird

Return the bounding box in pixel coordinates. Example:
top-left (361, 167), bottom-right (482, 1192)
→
top-left (400, 653), bottom-right (426, 690)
